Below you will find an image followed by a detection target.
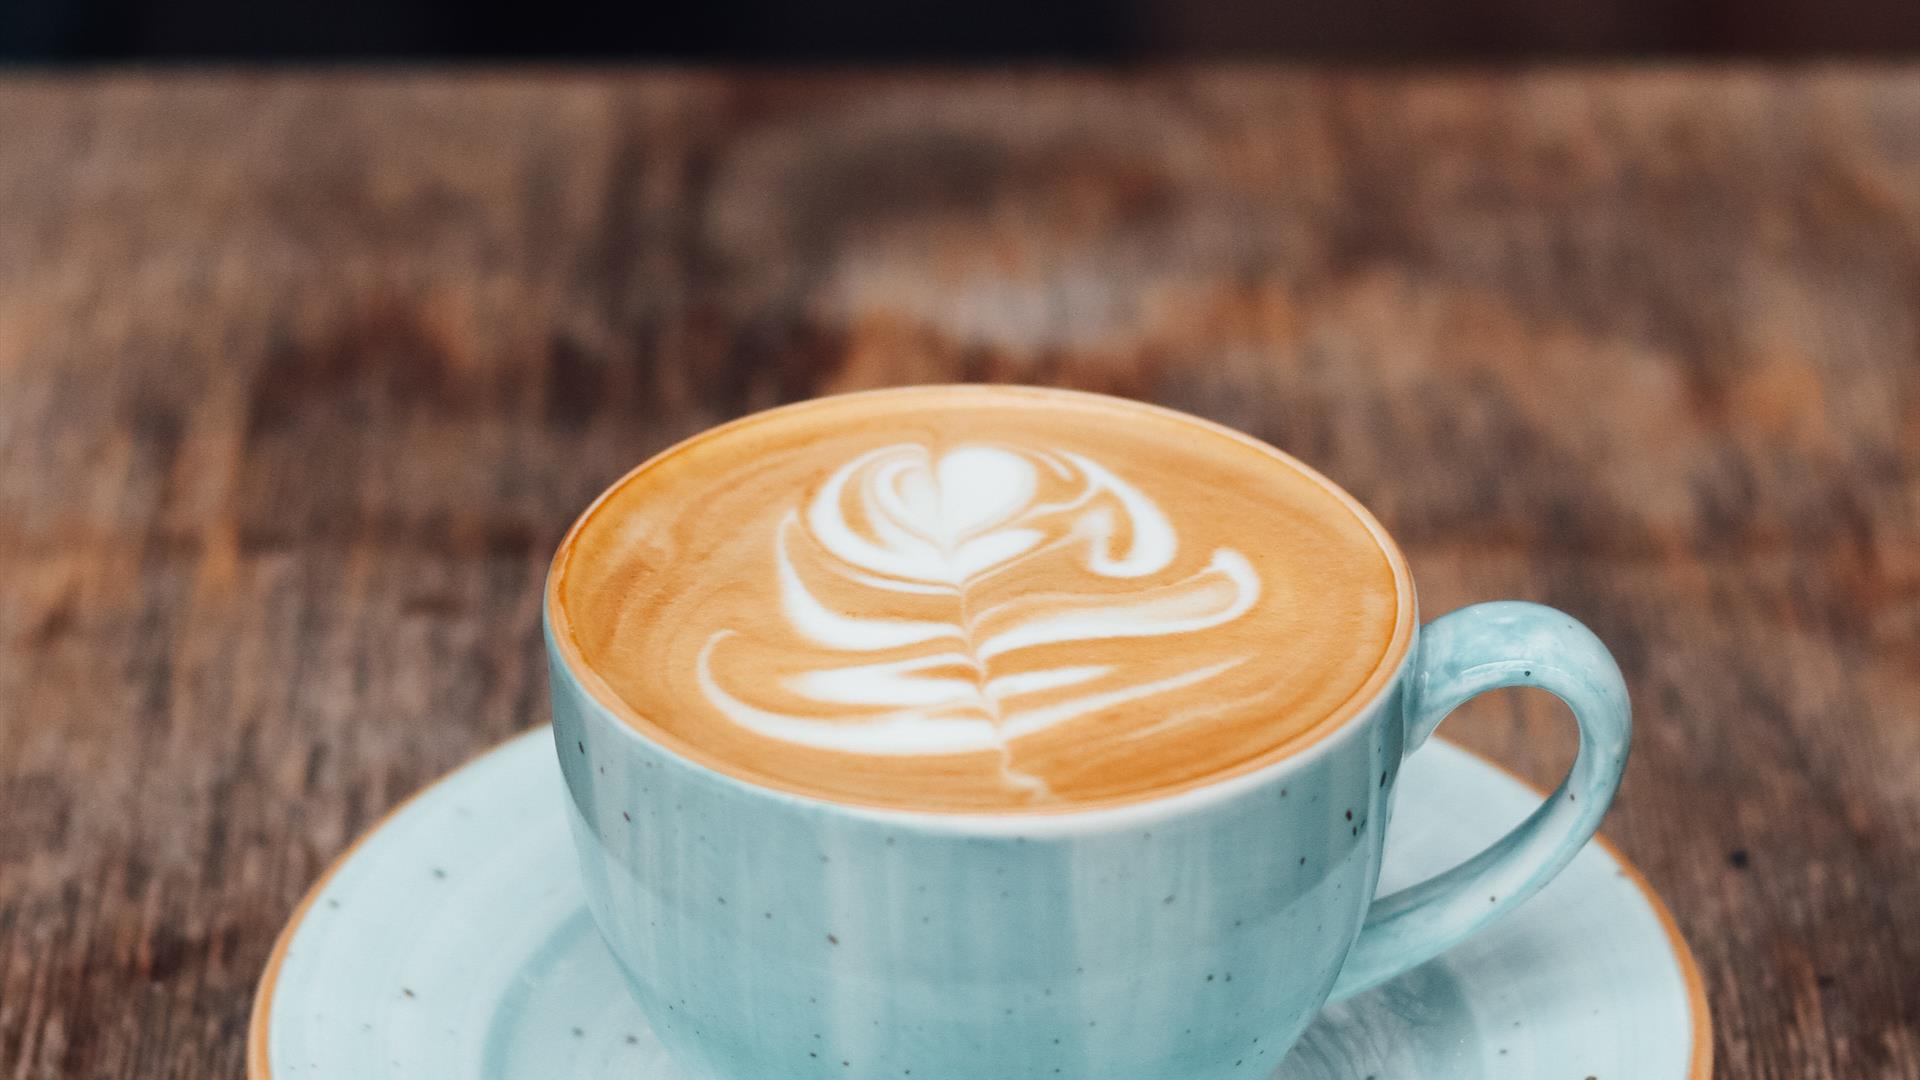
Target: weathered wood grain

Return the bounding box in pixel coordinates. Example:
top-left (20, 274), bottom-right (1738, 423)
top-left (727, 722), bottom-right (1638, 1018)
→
top-left (1, 69), bottom-right (1916, 1079)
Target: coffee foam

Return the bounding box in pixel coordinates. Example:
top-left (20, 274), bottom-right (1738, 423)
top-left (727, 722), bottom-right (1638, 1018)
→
top-left (550, 386), bottom-right (1412, 813)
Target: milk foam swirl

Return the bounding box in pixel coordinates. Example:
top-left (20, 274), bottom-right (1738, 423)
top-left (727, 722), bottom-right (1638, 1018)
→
top-left (695, 442), bottom-right (1261, 791)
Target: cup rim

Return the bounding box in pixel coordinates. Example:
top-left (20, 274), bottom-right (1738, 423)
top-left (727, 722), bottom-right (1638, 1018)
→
top-left (543, 384), bottom-right (1419, 830)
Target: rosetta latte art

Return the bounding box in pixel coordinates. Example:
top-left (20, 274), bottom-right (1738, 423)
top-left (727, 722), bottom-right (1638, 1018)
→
top-left (553, 386), bottom-right (1406, 811)
top-left (695, 441), bottom-right (1261, 793)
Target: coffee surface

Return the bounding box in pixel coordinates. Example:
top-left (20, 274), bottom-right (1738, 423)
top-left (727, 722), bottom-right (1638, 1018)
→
top-left (550, 386), bottom-right (1410, 812)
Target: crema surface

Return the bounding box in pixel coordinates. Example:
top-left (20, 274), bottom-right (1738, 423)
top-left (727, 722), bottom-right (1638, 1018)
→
top-left (550, 386), bottom-right (1410, 812)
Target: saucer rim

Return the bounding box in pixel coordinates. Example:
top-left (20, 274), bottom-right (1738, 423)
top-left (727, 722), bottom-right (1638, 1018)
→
top-left (248, 727), bottom-right (1712, 1080)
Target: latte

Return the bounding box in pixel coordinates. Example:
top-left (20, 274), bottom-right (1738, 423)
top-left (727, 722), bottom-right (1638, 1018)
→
top-left (548, 386), bottom-right (1412, 812)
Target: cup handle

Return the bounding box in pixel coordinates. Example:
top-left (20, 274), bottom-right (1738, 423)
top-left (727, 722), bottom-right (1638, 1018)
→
top-left (1327, 601), bottom-right (1632, 1002)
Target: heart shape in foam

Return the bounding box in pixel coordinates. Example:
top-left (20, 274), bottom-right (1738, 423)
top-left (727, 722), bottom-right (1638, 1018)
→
top-left (879, 443), bottom-right (1036, 541)
top-left (924, 446), bottom-right (1037, 542)
top-left (856, 445), bottom-right (1046, 584)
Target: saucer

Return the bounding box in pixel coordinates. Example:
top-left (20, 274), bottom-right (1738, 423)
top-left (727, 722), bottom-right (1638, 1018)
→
top-left (250, 730), bottom-right (1710, 1079)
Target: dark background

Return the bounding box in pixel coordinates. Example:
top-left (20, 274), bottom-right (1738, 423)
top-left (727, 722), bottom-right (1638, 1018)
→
top-left (6, 0), bottom-right (1920, 61)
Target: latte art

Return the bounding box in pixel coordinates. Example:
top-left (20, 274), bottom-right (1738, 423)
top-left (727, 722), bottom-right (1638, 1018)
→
top-left (696, 442), bottom-right (1261, 793)
top-left (551, 386), bottom-right (1410, 812)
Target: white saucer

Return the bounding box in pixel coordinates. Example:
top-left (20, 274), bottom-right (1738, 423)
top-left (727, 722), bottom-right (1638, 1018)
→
top-left (251, 729), bottom-right (1710, 1079)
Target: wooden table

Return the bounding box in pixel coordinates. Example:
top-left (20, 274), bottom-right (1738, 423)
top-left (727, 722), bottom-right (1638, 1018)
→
top-left (1, 69), bottom-right (1916, 1079)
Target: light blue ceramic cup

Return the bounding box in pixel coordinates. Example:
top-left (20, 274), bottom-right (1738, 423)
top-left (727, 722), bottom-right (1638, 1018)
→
top-left (545, 432), bottom-right (1630, 1080)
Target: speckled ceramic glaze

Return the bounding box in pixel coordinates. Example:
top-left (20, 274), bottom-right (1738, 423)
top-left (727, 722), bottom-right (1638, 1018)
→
top-left (249, 729), bottom-right (1710, 1080)
top-left (545, 600), bottom-right (1632, 1080)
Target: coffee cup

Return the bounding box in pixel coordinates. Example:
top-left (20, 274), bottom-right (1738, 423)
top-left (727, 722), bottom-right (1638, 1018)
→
top-left (544, 385), bottom-right (1629, 1080)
